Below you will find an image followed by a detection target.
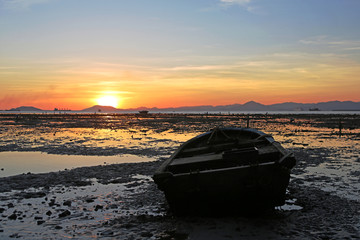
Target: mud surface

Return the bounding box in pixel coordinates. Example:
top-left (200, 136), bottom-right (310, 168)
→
top-left (0, 113), bottom-right (359, 239)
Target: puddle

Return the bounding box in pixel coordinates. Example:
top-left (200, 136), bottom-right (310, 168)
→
top-left (0, 152), bottom-right (154, 178)
top-left (276, 198), bottom-right (303, 211)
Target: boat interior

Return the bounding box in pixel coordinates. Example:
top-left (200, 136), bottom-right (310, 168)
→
top-left (167, 128), bottom-right (282, 174)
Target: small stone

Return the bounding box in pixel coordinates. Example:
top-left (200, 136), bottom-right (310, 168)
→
top-left (55, 226), bottom-right (63, 230)
top-left (49, 199), bottom-right (56, 207)
top-left (37, 220), bottom-right (45, 225)
top-left (34, 216), bottom-right (43, 220)
top-left (94, 205), bottom-right (103, 211)
top-left (63, 200), bottom-right (72, 207)
top-left (8, 213), bottom-right (17, 220)
top-left (7, 203), bottom-right (14, 208)
top-left (85, 198), bottom-right (94, 203)
top-left (9, 233), bottom-right (20, 238)
top-left (100, 230), bottom-right (113, 236)
top-left (58, 210), bottom-right (71, 218)
top-left (46, 210), bottom-right (52, 216)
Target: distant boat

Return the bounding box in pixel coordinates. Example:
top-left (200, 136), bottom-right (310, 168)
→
top-left (153, 127), bottom-right (296, 215)
top-left (309, 107), bottom-right (320, 111)
top-left (138, 110), bottom-right (149, 115)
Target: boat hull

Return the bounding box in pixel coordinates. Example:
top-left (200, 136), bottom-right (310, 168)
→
top-left (153, 128), bottom-right (295, 215)
top-left (155, 162), bottom-right (290, 215)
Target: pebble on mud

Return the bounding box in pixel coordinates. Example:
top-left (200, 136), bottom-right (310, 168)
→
top-left (58, 210), bottom-right (71, 218)
top-left (94, 205), bottom-right (103, 211)
top-left (8, 213), bottom-right (17, 220)
top-left (37, 220), bottom-right (45, 225)
top-left (63, 200), bottom-right (72, 206)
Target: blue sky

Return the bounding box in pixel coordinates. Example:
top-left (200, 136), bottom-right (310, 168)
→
top-left (1, 0), bottom-right (359, 109)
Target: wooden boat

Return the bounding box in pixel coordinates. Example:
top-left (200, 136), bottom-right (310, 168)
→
top-left (153, 127), bottom-right (296, 215)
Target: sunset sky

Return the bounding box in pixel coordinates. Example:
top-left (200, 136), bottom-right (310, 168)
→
top-left (1, 0), bottom-right (359, 110)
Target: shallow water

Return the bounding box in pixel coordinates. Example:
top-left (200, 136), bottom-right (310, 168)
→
top-left (0, 152), bottom-right (153, 177)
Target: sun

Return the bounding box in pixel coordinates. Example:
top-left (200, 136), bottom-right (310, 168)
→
top-left (96, 95), bottom-right (119, 108)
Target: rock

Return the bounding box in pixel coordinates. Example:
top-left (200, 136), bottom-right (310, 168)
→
top-left (63, 200), bottom-right (72, 206)
top-left (58, 210), bottom-right (71, 218)
top-left (46, 210), bottom-right (52, 216)
top-left (20, 191), bottom-right (46, 199)
top-left (94, 205), bottom-right (103, 211)
top-left (9, 233), bottom-right (21, 238)
top-left (55, 226), bottom-right (63, 230)
top-left (85, 198), bottom-right (95, 203)
top-left (7, 203), bottom-right (14, 208)
top-left (48, 199), bottom-right (56, 207)
top-left (100, 230), bottom-right (114, 236)
top-left (37, 220), bottom-right (45, 225)
top-left (8, 213), bottom-right (17, 220)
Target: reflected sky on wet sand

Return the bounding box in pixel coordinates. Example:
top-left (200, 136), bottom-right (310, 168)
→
top-left (0, 152), bottom-right (153, 177)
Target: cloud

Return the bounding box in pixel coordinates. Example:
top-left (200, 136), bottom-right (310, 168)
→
top-left (220, 0), bottom-right (252, 5)
top-left (219, 0), bottom-right (258, 13)
top-left (1, 0), bottom-right (53, 10)
top-left (300, 36), bottom-right (360, 46)
top-left (299, 36), bottom-right (360, 52)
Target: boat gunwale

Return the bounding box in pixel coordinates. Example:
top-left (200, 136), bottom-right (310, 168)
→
top-left (171, 160), bottom-right (277, 177)
top-left (154, 128), bottom-right (277, 176)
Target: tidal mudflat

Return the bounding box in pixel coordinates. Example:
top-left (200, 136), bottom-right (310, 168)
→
top-left (0, 113), bottom-right (359, 239)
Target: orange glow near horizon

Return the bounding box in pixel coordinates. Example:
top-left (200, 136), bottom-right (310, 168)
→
top-left (1, 55), bottom-right (360, 110)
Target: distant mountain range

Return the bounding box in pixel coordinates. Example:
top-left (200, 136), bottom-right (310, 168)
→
top-left (4, 101), bottom-right (360, 112)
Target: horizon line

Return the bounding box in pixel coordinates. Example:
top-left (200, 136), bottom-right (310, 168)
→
top-left (2, 100), bottom-right (360, 111)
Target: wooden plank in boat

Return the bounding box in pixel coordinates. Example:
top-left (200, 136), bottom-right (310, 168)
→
top-left (169, 153), bottom-right (223, 166)
top-left (180, 139), bottom-right (267, 155)
top-left (257, 145), bottom-right (279, 155)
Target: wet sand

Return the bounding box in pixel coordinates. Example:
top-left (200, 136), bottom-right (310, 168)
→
top-left (0, 113), bottom-right (359, 239)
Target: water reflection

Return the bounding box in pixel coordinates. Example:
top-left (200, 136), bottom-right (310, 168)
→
top-left (0, 152), bottom-right (153, 177)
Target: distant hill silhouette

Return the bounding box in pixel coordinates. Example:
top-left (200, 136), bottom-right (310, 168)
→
top-left (3, 101), bottom-right (360, 113)
top-left (131, 101), bottom-right (360, 112)
top-left (7, 106), bottom-right (43, 112)
top-left (81, 105), bottom-right (118, 112)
